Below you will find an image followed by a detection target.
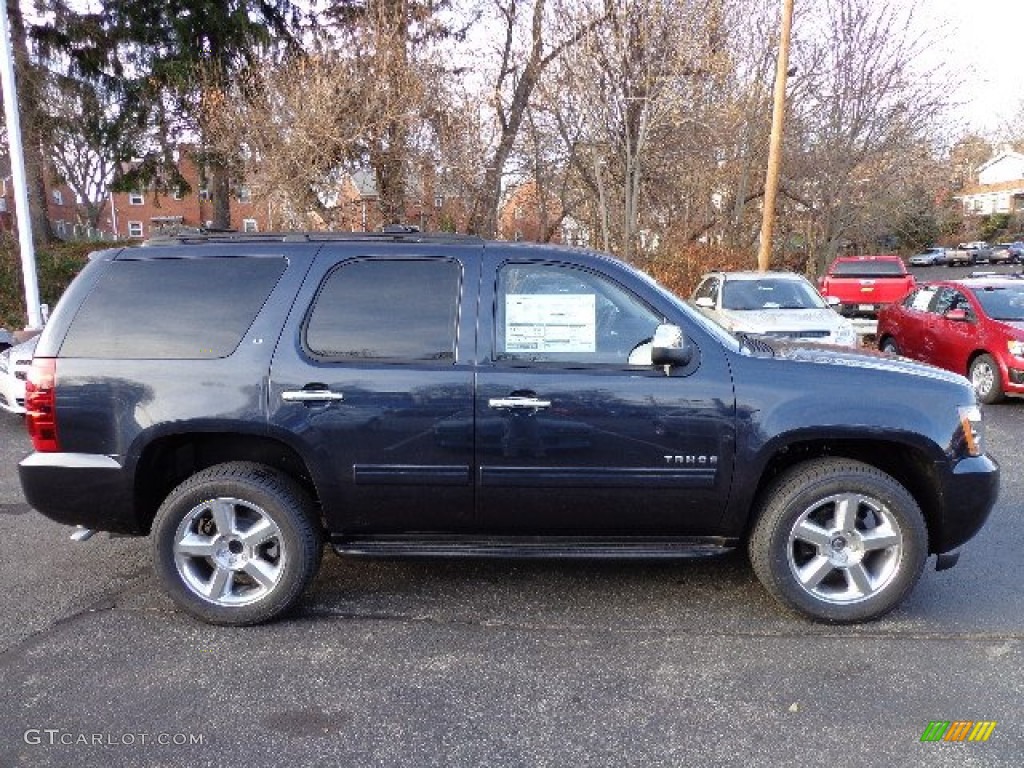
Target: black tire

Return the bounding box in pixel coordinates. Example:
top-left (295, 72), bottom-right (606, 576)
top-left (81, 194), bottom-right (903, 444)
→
top-left (879, 337), bottom-right (899, 355)
top-left (151, 461), bottom-right (323, 625)
top-left (969, 353), bottom-right (1005, 404)
top-left (748, 458), bottom-right (927, 623)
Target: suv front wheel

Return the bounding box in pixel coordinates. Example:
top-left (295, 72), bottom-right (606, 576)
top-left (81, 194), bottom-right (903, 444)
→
top-left (748, 458), bottom-right (927, 623)
top-left (151, 462), bottom-right (324, 625)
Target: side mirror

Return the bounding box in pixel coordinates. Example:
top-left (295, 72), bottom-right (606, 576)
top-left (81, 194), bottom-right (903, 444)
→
top-left (651, 324), bottom-right (693, 367)
top-left (945, 308), bottom-right (969, 322)
top-left (694, 297), bottom-right (714, 309)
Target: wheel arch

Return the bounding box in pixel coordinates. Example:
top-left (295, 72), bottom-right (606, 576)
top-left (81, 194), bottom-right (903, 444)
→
top-left (742, 438), bottom-right (942, 553)
top-left (132, 432), bottom-right (321, 535)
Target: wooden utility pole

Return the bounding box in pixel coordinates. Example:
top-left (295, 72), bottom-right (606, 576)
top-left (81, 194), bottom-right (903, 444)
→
top-left (757, 0), bottom-right (795, 271)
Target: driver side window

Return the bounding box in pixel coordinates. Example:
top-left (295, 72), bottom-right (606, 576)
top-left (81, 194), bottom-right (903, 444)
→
top-left (494, 263), bottom-right (661, 365)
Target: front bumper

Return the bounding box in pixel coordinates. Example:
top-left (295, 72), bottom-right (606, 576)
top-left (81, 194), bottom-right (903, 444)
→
top-left (932, 454), bottom-right (1000, 554)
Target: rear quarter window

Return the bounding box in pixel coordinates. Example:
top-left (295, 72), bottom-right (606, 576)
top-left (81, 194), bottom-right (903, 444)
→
top-left (60, 256), bottom-right (286, 359)
top-left (830, 260), bottom-right (906, 277)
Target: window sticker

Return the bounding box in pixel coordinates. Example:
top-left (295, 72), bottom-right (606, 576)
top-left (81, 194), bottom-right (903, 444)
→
top-left (911, 288), bottom-right (935, 311)
top-left (505, 294), bottom-right (596, 353)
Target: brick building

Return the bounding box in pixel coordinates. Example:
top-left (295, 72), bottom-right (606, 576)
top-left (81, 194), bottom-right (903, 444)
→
top-left (0, 160), bottom-right (97, 240)
top-left (497, 181), bottom-right (565, 243)
top-left (110, 150), bottom-right (269, 239)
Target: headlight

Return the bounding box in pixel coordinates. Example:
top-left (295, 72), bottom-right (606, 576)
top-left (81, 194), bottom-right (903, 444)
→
top-left (958, 405), bottom-right (984, 457)
top-left (1008, 339), bottom-right (1024, 358)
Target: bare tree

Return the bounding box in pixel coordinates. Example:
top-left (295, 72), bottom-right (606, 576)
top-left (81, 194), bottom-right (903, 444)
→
top-left (203, 46), bottom-right (427, 228)
top-left (463, 0), bottom-right (608, 237)
top-left (781, 0), bottom-right (953, 271)
top-left (546, 0), bottom-right (727, 262)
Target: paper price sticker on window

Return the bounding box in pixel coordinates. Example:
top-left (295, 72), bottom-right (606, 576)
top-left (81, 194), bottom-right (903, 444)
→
top-left (506, 294), bottom-right (596, 353)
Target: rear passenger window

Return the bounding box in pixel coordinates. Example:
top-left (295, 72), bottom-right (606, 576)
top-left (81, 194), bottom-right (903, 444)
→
top-left (306, 259), bottom-right (461, 362)
top-left (61, 257), bottom-right (286, 359)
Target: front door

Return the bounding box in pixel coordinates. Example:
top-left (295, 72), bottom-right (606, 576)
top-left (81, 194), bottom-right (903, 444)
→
top-left (474, 257), bottom-right (736, 535)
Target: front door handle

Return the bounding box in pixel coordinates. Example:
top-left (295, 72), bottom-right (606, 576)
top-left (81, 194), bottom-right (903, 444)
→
top-left (282, 389), bottom-right (345, 403)
top-left (488, 396), bottom-right (551, 410)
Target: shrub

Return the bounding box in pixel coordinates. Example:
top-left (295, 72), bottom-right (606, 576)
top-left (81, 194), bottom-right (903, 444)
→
top-left (0, 238), bottom-right (96, 330)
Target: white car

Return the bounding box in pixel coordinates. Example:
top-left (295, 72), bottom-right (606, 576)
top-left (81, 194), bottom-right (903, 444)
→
top-left (691, 271), bottom-right (858, 347)
top-left (0, 336), bottom-right (38, 415)
top-left (908, 247), bottom-right (948, 266)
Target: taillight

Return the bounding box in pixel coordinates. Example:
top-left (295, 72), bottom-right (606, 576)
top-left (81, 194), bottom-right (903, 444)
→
top-left (25, 357), bottom-right (59, 452)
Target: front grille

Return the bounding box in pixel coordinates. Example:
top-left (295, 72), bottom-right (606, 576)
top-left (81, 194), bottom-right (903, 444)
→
top-left (764, 330), bottom-right (831, 340)
top-left (15, 370), bottom-right (27, 381)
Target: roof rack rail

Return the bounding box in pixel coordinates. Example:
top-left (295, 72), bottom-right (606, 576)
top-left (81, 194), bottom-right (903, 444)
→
top-left (142, 229), bottom-right (484, 246)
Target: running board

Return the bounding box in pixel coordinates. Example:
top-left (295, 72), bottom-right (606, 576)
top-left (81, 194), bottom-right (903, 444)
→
top-left (331, 535), bottom-right (737, 560)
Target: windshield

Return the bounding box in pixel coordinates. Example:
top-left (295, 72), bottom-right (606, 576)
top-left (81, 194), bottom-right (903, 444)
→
top-left (628, 263), bottom-right (740, 348)
top-left (972, 285), bottom-right (1024, 321)
top-left (721, 278), bottom-right (826, 310)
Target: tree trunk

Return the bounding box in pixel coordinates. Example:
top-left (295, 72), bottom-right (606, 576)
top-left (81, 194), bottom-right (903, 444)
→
top-left (209, 160), bottom-right (231, 229)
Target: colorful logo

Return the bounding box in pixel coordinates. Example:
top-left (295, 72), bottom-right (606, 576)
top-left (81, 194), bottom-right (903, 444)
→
top-left (920, 721), bottom-right (997, 742)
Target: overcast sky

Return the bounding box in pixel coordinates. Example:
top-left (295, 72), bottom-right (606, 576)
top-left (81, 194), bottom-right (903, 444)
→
top-left (922, 0), bottom-right (1024, 136)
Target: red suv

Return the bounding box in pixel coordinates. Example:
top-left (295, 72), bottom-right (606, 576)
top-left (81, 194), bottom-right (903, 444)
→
top-left (876, 275), bottom-right (1024, 403)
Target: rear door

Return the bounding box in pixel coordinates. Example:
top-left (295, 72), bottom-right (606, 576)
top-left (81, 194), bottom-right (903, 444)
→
top-left (268, 243), bottom-right (480, 535)
top-left (473, 253), bottom-right (736, 535)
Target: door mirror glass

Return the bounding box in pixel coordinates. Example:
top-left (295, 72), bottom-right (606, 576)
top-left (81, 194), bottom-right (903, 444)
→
top-left (651, 324), bottom-right (693, 367)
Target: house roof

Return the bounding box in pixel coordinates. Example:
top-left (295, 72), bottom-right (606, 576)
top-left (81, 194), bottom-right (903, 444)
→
top-left (976, 150), bottom-right (1024, 176)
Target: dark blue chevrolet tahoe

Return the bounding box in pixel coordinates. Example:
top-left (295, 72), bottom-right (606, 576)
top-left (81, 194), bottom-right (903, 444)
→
top-left (18, 232), bottom-right (999, 625)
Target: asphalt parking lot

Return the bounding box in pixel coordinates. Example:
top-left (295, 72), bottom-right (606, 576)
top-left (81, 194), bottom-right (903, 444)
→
top-left (2, 282), bottom-right (1023, 766)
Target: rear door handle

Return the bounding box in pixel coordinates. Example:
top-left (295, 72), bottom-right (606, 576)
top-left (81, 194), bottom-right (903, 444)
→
top-left (282, 389), bottom-right (345, 403)
top-left (488, 396), bottom-right (551, 410)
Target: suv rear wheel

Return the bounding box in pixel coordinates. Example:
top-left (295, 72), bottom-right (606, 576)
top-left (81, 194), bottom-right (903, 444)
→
top-left (151, 462), bottom-right (324, 625)
top-left (748, 458), bottom-right (927, 623)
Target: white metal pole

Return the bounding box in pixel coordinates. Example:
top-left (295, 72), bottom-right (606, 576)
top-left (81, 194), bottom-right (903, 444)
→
top-left (0, 0), bottom-right (42, 329)
top-left (109, 188), bottom-right (118, 237)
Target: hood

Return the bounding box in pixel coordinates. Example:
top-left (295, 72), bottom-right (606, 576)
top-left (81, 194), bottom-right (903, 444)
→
top-left (721, 307), bottom-right (844, 332)
top-left (771, 342), bottom-right (968, 386)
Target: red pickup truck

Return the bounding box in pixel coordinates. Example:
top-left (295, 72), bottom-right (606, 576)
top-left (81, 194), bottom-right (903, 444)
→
top-left (818, 255), bottom-right (916, 336)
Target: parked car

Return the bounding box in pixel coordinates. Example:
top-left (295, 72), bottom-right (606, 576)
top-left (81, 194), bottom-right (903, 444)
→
top-left (989, 244), bottom-right (1015, 264)
top-left (18, 233), bottom-right (998, 626)
top-left (817, 255), bottom-right (916, 336)
top-left (877, 275), bottom-right (1024, 403)
top-left (908, 247), bottom-right (948, 267)
top-left (0, 335), bottom-right (38, 415)
top-left (691, 271), bottom-right (858, 347)
top-left (996, 242), bottom-right (1024, 264)
top-left (946, 242), bottom-right (992, 266)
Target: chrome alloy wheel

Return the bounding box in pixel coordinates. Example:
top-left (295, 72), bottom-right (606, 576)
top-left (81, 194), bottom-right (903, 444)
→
top-left (786, 492), bottom-right (903, 604)
top-left (970, 359), bottom-right (996, 399)
top-left (173, 497), bottom-right (285, 606)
